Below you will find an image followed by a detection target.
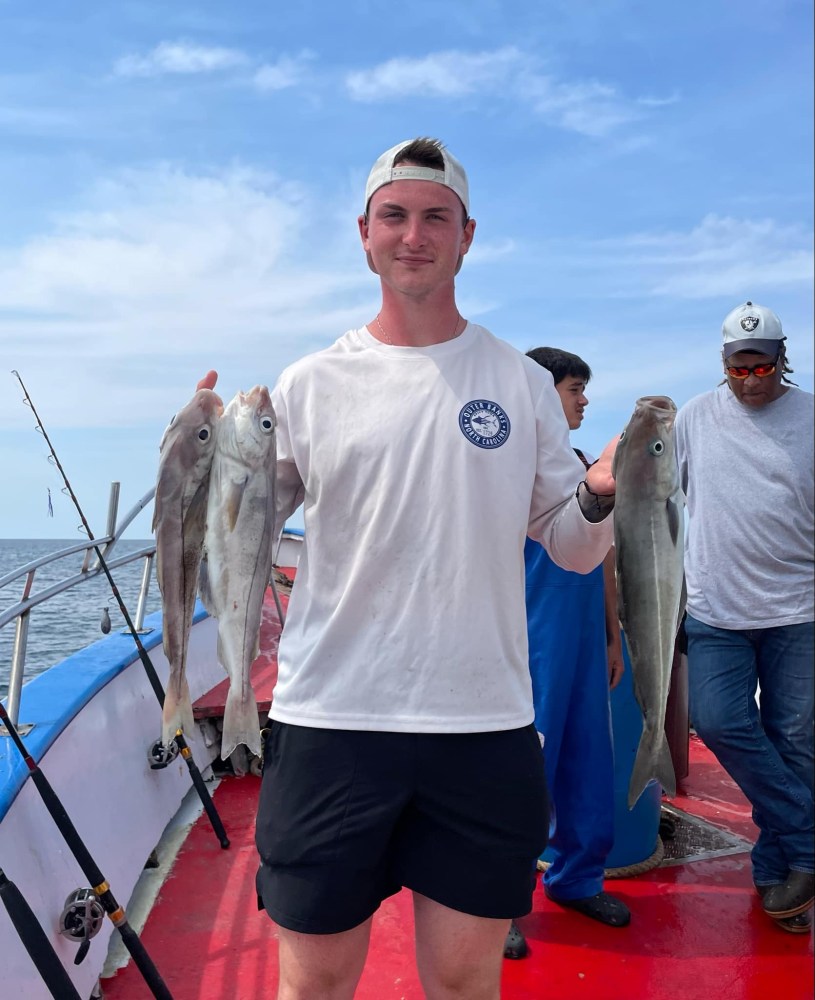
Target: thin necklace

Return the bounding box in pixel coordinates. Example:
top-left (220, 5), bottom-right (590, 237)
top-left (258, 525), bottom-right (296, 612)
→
top-left (374, 313), bottom-right (463, 346)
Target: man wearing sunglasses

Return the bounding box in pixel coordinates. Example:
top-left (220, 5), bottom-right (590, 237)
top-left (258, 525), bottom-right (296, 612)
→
top-left (674, 301), bottom-right (814, 934)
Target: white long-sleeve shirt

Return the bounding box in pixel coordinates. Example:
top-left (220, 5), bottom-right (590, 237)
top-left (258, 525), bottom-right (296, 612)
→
top-left (269, 322), bottom-right (613, 732)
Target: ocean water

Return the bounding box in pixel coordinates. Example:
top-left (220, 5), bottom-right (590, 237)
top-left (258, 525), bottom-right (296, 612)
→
top-left (0, 538), bottom-right (161, 700)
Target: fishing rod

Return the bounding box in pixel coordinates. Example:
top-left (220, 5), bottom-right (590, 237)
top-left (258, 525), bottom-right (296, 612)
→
top-left (0, 703), bottom-right (174, 999)
top-left (0, 867), bottom-right (82, 1000)
top-left (11, 370), bottom-right (229, 850)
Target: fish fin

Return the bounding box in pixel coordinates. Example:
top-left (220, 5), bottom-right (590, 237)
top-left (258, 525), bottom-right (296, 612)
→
top-left (676, 576), bottom-right (687, 634)
top-left (666, 494), bottom-right (682, 547)
top-left (615, 539), bottom-right (630, 633)
top-left (658, 737), bottom-right (677, 798)
top-left (611, 430), bottom-right (624, 478)
top-left (216, 632), bottom-right (228, 674)
top-left (185, 478), bottom-right (210, 531)
top-left (220, 682), bottom-right (261, 759)
top-left (198, 553), bottom-right (216, 616)
top-left (223, 478), bottom-right (249, 532)
top-left (628, 731), bottom-right (677, 809)
top-left (161, 680), bottom-right (194, 748)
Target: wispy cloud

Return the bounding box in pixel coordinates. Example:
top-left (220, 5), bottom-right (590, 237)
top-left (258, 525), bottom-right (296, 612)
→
top-left (533, 214), bottom-right (814, 299)
top-left (345, 47), bottom-right (669, 137)
top-left (253, 51), bottom-right (315, 91)
top-left (607, 215), bottom-right (813, 298)
top-left (521, 75), bottom-right (641, 136)
top-left (346, 48), bottom-right (520, 100)
top-left (114, 40), bottom-right (249, 78)
top-left (0, 165), bottom-right (373, 428)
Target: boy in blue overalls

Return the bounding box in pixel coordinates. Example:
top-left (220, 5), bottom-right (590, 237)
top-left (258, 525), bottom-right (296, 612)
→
top-left (505, 347), bottom-right (630, 959)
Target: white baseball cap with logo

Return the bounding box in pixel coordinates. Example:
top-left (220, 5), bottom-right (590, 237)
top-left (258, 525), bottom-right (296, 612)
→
top-left (364, 140), bottom-right (469, 216)
top-left (721, 301), bottom-right (785, 359)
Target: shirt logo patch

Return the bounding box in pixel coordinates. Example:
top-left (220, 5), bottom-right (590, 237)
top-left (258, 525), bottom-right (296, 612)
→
top-left (740, 315), bottom-right (760, 332)
top-left (459, 399), bottom-right (511, 449)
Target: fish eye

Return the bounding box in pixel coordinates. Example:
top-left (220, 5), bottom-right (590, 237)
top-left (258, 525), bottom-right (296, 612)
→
top-left (198, 427), bottom-right (210, 441)
top-left (260, 416), bottom-right (274, 433)
top-left (649, 439), bottom-right (664, 455)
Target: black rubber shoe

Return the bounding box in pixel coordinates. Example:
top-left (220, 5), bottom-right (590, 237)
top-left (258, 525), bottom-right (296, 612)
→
top-left (503, 920), bottom-right (529, 959)
top-left (762, 871), bottom-right (815, 919)
top-left (775, 908), bottom-right (813, 935)
top-left (545, 889), bottom-right (631, 927)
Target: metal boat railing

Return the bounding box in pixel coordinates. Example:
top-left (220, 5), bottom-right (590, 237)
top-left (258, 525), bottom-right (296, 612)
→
top-left (0, 483), bottom-right (157, 731)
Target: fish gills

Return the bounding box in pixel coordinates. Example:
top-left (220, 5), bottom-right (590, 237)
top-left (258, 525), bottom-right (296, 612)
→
top-left (153, 388), bottom-right (223, 746)
top-left (612, 395), bottom-right (686, 809)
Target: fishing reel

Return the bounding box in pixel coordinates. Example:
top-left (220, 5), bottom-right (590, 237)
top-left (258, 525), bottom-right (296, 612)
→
top-left (59, 887), bottom-right (105, 965)
top-left (146, 737), bottom-right (180, 770)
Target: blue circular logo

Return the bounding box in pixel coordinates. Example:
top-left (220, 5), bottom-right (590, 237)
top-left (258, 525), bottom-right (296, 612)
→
top-left (459, 399), bottom-right (511, 449)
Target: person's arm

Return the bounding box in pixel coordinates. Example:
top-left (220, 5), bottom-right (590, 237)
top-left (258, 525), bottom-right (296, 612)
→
top-left (526, 379), bottom-right (615, 572)
top-left (577, 435), bottom-right (619, 523)
top-left (602, 547), bottom-right (624, 689)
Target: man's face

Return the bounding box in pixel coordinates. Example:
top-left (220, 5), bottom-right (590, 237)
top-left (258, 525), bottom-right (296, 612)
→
top-left (555, 376), bottom-right (589, 430)
top-left (358, 178), bottom-right (475, 298)
top-left (724, 350), bottom-right (785, 408)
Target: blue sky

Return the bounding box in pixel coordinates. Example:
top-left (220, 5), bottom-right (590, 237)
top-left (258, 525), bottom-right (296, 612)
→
top-left (1, 0), bottom-right (812, 540)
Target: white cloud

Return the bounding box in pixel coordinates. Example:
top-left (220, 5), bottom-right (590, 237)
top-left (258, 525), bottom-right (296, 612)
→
top-left (610, 215), bottom-right (813, 298)
top-left (636, 91), bottom-right (681, 108)
top-left (465, 238), bottom-right (517, 264)
top-left (253, 52), bottom-right (315, 91)
top-left (0, 164), bottom-right (378, 431)
top-left (115, 41), bottom-right (248, 78)
top-left (345, 47), bottom-right (669, 137)
top-left (521, 75), bottom-right (641, 136)
top-left (524, 214), bottom-right (813, 300)
top-left (346, 47), bottom-right (521, 100)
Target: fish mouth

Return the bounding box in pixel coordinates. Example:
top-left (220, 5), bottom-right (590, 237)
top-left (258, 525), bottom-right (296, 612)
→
top-left (637, 396), bottom-right (677, 412)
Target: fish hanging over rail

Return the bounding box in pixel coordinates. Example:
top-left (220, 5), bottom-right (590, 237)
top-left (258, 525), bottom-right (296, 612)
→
top-left (153, 388), bottom-right (224, 747)
top-left (200, 386), bottom-right (277, 759)
top-left (612, 395), bottom-right (686, 809)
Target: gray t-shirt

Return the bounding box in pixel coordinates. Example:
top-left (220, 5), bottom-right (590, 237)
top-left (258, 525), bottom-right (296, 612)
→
top-left (674, 383), bottom-right (814, 630)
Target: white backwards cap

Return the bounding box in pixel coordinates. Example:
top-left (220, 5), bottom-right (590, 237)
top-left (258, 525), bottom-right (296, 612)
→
top-left (364, 140), bottom-right (469, 215)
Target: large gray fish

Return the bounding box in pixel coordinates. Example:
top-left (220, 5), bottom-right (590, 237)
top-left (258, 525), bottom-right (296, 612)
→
top-left (153, 388), bottom-right (223, 747)
top-left (613, 395), bottom-right (686, 809)
top-left (200, 386), bottom-right (277, 759)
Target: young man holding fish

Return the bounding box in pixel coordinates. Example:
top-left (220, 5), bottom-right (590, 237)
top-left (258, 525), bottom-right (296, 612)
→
top-left (201, 137), bottom-right (621, 999)
top-left (674, 302), bottom-right (814, 934)
top-left (504, 348), bottom-right (629, 960)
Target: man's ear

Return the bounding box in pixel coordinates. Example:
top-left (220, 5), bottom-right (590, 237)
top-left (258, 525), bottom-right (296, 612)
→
top-left (358, 214), bottom-right (379, 275)
top-left (455, 217), bottom-right (476, 275)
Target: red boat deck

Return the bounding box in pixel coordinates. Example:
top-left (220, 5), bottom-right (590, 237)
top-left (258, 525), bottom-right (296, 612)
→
top-left (101, 585), bottom-right (814, 1000)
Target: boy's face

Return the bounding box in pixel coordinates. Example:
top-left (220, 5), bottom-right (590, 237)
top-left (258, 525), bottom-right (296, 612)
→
top-left (555, 376), bottom-right (589, 430)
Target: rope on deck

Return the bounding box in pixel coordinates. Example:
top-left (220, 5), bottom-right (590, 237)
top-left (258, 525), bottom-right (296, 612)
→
top-left (536, 836), bottom-right (666, 879)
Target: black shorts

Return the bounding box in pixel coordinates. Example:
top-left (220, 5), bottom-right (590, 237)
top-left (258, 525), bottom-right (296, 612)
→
top-left (255, 722), bottom-right (550, 934)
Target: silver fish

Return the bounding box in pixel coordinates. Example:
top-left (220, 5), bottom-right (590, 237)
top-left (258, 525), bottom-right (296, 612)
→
top-left (200, 386), bottom-right (277, 759)
top-left (612, 395), bottom-right (686, 809)
top-left (153, 388), bottom-right (223, 747)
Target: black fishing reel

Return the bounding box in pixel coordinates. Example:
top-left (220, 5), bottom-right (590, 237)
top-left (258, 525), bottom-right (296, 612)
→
top-left (147, 737), bottom-right (180, 769)
top-left (59, 887), bottom-right (105, 965)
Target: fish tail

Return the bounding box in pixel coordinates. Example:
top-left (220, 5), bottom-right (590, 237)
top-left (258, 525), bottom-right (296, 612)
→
top-left (220, 682), bottom-right (261, 759)
top-left (627, 730), bottom-right (677, 809)
top-left (161, 678), bottom-right (194, 748)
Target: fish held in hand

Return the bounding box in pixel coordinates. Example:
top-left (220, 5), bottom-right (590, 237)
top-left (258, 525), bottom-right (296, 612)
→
top-left (153, 388), bottom-right (224, 747)
top-left (612, 395), bottom-right (686, 809)
top-left (200, 386), bottom-right (277, 759)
